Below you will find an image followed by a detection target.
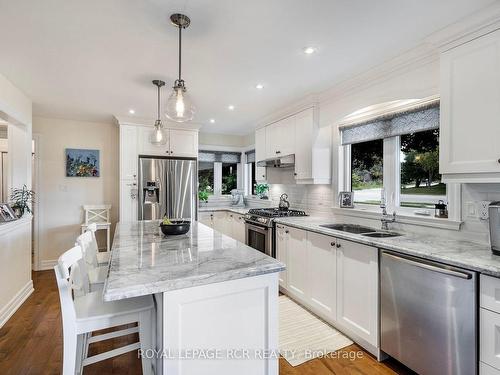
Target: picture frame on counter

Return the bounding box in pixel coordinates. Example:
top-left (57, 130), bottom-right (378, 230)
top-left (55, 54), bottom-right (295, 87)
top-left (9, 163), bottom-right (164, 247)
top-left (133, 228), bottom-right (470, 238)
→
top-left (339, 191), bottom-right (354, 208)
top-left (0, 203), bottom-right (17, 222)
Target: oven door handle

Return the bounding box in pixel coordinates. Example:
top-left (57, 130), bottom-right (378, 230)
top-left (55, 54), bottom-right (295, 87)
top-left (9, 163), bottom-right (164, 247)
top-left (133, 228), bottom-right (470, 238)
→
top-left (245, 222), bottom-right (269, 235)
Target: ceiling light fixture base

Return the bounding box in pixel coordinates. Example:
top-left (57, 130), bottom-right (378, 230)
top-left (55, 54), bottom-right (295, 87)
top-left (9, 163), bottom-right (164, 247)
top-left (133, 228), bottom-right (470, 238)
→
top-left (170, 14), bottom-right (191, 29)
top-left (152, 80), bottom-right (166, 87)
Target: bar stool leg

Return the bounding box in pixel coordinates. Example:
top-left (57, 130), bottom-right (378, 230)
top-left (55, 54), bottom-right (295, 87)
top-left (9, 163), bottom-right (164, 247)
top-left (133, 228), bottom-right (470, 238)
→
top-left (138, 309), bottom-right (154, 375)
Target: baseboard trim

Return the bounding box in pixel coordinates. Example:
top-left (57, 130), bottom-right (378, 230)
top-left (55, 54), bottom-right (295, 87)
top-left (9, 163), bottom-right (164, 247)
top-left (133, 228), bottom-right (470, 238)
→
top-left (0, 280), bottom-right (34, 329)
top-left (39, 259), bottom-right (58, 271)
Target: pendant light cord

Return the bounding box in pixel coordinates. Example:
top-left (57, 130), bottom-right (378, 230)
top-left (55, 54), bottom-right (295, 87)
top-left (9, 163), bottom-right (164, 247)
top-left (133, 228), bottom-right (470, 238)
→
top-left (157, 84), bottom-right (161, 120)
top-left (178, 25), bottom-right (182, 81)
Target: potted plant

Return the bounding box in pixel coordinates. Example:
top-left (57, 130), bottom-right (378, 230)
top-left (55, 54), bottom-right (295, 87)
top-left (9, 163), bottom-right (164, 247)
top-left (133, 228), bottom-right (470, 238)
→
top-left (198, 190), bottom-right (209, 206)
top-left (10, 185), bottom-right (35, 218)
top-left (255, 183), bottom-right (269, 199)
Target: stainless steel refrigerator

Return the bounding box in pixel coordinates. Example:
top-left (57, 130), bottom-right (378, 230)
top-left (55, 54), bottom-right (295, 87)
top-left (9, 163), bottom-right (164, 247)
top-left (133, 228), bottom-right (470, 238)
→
top-left (138, 156), bottom-right (197, 221)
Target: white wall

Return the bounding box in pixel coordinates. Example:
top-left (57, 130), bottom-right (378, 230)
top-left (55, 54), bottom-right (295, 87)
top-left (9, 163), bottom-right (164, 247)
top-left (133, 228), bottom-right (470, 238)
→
top-left (33, 117), bottom-right (119, 267)
top-left (199, 132), bottom-right (249, 148)
top-left (0, 72), bottom-right (33, 328)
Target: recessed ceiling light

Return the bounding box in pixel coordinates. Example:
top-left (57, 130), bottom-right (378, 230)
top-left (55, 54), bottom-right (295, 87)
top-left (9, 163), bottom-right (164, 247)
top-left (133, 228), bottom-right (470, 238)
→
top-left (228, 105), bottom-right (235, 111)
top-left (303, 46), bottom-right (316, 55)
top-left (255, 84), bottom-right (264, 90)
top-left (209, 119), bottom-right (215, 123)
top-left (128, 109), bottom-right (135, 114)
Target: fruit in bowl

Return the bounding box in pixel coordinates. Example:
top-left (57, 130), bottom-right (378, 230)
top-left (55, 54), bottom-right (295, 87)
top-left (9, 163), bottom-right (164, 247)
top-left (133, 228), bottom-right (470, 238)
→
top-left (159, 217), bottom-right (191, 236)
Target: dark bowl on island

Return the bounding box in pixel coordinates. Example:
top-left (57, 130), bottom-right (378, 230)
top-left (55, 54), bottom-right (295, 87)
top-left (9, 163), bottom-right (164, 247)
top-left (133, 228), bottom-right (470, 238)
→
top-left (159, 220), bottom-right (191, 236)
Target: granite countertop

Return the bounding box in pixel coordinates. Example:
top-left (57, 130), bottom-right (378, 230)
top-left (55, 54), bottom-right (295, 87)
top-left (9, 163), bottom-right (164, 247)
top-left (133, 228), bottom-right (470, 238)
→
top-left (274, 216), bottom-right (500, 278)
top-left (198, 206), bottom-right (249, 215)
top-left (103, 220), bottom-right (284, 301)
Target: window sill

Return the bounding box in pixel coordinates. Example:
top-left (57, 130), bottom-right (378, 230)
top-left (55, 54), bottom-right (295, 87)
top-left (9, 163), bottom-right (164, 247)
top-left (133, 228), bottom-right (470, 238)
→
top-left (331, 206), bottom-right (463, 231)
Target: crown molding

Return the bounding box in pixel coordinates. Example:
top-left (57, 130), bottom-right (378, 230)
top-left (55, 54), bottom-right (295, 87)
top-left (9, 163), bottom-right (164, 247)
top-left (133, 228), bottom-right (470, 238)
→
top-left (245, 3), bottom-right (499, 137)
top-left (425, 2), bottom-right (500, 51)
top-left (113, 115), bottom-right (202, 130)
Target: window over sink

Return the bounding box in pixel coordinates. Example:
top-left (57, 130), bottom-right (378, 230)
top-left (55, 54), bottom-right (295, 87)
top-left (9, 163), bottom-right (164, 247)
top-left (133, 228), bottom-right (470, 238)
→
top-left (339, 97), bottom-right (459, 221)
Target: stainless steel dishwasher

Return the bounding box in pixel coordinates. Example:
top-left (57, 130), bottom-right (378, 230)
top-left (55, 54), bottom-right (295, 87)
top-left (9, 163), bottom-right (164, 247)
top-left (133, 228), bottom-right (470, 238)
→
top-left (380, 250), bottom-right (477, 375)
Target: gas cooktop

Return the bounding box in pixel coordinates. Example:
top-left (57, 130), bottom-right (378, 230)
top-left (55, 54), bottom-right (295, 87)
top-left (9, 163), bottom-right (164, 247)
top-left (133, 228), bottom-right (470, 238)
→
top-left (247, 208), bottom-right (308, 218)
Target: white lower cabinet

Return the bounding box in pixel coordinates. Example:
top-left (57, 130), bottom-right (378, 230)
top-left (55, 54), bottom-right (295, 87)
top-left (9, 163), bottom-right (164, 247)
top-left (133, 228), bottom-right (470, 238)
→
top-left (230, 214), bottom-right (246, 243)
top-left (286, 226), bottom-right (308, 303)
top-left (307, 231), bottom-right (336, 321)
top-left (202, 211), bottom-right (245, 242)
top-left (336, 239), bottom-right (378, 347)
top-left (481, 275), bottom-right (500, 373)
top-left (198, 212), bottom-right (214, 228)
top-left (278, 225), bottom-right (379, 353)
top-left (275, 225), bottom-right (288, 288)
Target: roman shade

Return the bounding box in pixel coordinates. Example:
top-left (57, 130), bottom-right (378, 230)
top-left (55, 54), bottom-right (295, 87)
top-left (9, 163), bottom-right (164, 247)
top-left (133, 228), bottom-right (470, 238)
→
top-left (198, 150), bottom-right (241, 163)
top-left (245, 150), bottom-right (256, 163)
top-left (340, 101), bottom-right (440, 145)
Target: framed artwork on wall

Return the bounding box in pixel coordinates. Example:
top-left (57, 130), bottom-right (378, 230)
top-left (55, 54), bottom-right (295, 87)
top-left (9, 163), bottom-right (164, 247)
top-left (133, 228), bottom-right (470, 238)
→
top-left (339, 191), bottom-right (354, 208)
top-left (66, 148), bottom-right (100, 177)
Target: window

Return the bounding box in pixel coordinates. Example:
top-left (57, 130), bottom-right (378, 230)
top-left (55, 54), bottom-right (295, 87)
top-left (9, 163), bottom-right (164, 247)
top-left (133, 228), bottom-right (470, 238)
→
top-left (198, 161), bottom-right (214, 195)
top-left (351, 139), bottom-right (383, 205)
top-left (245, 150), bottom-right (257, 195)
top-left (340, 99), bottom-right (457, 219)
top-left (198, 150), bottom-right (241, 196)
top-left (400, 129), bottom-right (446, 208)
top-left (222, 162), bottom-right (237, 194)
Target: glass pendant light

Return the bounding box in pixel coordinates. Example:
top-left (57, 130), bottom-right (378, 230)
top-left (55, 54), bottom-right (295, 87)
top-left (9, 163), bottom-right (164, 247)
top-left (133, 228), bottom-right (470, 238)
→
top-left (165, 13), bottom-right (195, 122)
top-left (150, 80), bottom-right (167, 146)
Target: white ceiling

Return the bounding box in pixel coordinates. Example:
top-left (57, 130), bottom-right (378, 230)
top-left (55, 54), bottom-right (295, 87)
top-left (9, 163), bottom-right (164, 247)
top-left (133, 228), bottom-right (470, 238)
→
top-left (0, 0), bottom-right (494, 134)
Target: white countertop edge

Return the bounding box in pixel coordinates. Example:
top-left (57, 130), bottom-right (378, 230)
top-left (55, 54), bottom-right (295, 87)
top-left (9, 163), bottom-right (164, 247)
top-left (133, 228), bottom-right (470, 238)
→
top-left (0, 215), bottom-right (32, 236)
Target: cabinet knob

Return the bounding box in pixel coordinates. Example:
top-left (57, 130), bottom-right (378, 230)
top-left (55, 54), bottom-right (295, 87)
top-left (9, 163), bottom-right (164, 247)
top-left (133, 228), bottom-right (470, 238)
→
top-left (498, 158), bottom-right (500, 164)
top-left (294, 173), bottom-right (297, 176)
top-left (330, 242), bottom-right (335, 247)
top-left (336, 243), bottom-right (341, 248)
top-left (276, 150), bottom-right (281, 154)
top-left (285, 230), bottom-right (289, 234)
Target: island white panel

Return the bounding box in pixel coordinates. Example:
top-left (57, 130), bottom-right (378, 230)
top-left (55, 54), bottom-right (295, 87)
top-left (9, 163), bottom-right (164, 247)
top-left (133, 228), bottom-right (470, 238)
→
top-left (163, 273), bottom-right (279, 375)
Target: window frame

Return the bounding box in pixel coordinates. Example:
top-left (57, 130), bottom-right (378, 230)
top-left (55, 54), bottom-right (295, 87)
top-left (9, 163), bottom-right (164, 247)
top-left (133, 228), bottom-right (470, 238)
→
top-left (198, 148), bottom-right (244, 197)
top-left (341, 134), bottom-right (461, 222)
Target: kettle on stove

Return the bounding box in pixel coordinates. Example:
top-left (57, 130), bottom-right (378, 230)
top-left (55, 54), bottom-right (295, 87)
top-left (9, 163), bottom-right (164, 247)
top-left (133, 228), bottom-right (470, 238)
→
top-left (279, 193), bottom-right (290, 211)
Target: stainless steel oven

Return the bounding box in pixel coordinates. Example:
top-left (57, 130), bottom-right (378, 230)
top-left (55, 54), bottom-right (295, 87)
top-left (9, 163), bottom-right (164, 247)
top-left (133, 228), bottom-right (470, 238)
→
top-left (245, 221), bottom-right (273, 257)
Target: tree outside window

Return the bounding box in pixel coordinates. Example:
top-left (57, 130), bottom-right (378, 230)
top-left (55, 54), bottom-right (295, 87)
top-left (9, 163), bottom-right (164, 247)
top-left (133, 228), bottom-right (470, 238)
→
top-left (351, 139), bottom-right (384, 205)
top-left (400, 129), bottom-right (446, 208)
top-left (222, 163), bottom-right (237, 194)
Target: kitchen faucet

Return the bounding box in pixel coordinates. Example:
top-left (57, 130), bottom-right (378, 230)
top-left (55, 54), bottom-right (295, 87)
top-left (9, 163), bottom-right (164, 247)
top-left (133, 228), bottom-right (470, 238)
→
top-left (380, 191), bottom-right (396, 230)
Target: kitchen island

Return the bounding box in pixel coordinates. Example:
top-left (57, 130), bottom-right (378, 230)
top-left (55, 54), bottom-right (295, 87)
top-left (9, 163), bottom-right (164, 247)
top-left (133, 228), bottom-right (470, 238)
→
top-left (103, 220), bottom-right (284, 375)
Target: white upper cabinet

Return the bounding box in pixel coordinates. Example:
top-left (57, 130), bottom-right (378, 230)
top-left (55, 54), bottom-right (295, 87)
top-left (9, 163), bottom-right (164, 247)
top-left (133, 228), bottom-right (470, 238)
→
top-left (169, 129), bottom-right (198, 158)
top-left (440, 29), bottom-right (500, 182)
top-left (265, 116), bottom-right (296, 159)
top-left (120, 125), bottom-right (138, 180)
top-left (294, 107), bottom-right (331, 184)
top-left (256, 106), bottom-right (331, 185)
top-left (138, 126), bottom-right (198, 158)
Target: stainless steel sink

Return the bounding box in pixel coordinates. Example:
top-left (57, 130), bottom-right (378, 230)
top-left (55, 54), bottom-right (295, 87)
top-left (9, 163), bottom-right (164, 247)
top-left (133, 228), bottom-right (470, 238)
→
top-left (320, 224), bottom-right (378, 234)
top-left (362, 232), bottom-right (402, 238)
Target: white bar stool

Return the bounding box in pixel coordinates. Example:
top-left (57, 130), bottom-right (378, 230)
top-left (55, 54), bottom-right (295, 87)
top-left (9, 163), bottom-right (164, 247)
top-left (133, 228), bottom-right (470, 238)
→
top-left (81, 204), bottom-right (112, 252)
top-left (81, 223), bottom-right (110, 265)
top-left (76, 227), bottom-right (108, 291)
top-left (55, 245), bottom-right (155, 375)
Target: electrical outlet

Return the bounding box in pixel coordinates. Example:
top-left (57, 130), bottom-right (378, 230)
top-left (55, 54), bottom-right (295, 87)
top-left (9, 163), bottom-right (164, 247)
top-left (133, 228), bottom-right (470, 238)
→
top-left (478, 200), bottom-right (491, 220)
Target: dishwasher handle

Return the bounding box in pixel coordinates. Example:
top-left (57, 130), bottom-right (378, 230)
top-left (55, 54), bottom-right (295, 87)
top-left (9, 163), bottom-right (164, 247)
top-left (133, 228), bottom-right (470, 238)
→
top-left (382, 251), bottom-right (473, 280)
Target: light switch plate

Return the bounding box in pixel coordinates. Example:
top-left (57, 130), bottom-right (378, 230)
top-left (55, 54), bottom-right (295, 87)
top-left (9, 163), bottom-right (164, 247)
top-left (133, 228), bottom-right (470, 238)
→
top-left (466, 202), bottom-right (477, 218)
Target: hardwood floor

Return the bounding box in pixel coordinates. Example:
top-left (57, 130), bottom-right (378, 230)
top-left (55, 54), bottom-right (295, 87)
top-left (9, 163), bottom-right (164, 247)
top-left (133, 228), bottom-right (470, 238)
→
top-left (0, 271), bottom-right (413, 374)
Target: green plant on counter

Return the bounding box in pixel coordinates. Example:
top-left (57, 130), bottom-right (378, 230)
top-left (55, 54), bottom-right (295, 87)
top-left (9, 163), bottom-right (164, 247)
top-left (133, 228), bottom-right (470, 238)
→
top-left (10, 184), bottom-right (35, 217)
top-left (198, 190), bottom-right (209, 202)
top-left (255, 183), bottom-right (269, 199)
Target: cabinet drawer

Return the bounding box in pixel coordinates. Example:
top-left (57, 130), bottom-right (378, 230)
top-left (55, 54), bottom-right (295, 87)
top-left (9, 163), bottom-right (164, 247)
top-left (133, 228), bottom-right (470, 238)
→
top-left (481, 275), bottom-right (500, 313)
top-left (481, 308), bottom-right (500, 369)
top-left (481, 362), bottom-right (500, 375)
